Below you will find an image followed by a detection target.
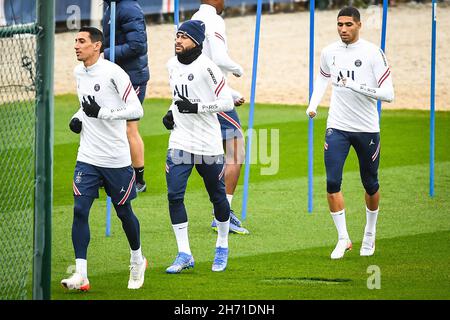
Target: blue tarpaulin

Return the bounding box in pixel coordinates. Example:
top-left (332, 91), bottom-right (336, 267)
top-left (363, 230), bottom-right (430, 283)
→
top-left (1, 0), bottom-right (295, 26)
top-left (2, 0), bottom-right (36, 25)
top-left (56, 0), bottom-right (92, 23)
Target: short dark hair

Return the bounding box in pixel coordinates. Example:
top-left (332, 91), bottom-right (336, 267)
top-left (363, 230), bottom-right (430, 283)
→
top-left (337, 6), bottom-right (361, 22)
top-left (79, 26), bottom-right (103, 52)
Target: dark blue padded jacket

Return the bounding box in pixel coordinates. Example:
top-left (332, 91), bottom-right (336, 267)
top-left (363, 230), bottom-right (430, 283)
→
top-left (103, 0), bottom-right (150, 85)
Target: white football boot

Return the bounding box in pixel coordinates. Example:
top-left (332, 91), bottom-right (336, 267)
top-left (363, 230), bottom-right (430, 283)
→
top-left (331, 238), bottom-right (352, 259)
top-left (360, 232), bottom-right (376, 256)
top-left (61, 273), bottom-right (90, 291)
top-left (128, 257), bottom-right (148, 289)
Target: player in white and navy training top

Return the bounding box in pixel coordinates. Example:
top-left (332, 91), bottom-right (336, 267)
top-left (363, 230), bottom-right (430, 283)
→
top-left (61, 27), bottom-right (147, 291)
top-left (306, 7), bottom-right (394, 259)
top-left (192, 0), bottom-right (249, 235)
top-left (162, 20), bottom-right (234, 273)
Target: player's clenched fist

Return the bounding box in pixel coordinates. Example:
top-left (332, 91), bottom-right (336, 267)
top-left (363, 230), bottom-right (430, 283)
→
top-left (82, 95), bottom-right (100, 118)
top-left (69, 118), bottom-right (82, 134)
top-left (162, 110), bottom-right (175, 130)
top-left (306, 106), bottom-right (317, 119)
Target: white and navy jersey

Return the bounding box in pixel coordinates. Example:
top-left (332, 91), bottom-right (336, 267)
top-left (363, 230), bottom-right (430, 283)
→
top-left (167, 54), bottom-right (234, 156)
top-left (191, 4), bottom-right (243, 77)
top-left (320, 39), bottom-right (393, 132)
top-left (73, 58), bottom-right (143, 168)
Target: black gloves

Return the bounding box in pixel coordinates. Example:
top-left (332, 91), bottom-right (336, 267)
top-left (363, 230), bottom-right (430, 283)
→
top-left (81, 95), bottom-right (100, 118)
top-left (175, 95), bottom-right (198, 114)
top-left (69, 118), bottom-right (82, 134)
top-left (162, 110), bottom-right (175, 130)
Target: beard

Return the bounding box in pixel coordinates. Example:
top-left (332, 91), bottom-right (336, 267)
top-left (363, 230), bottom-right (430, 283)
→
top-left (176, 44), bottom-right (203, 65)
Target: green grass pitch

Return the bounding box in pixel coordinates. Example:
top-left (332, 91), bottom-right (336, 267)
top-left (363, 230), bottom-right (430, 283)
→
top-left (51, 95), bottom-right (450, 300)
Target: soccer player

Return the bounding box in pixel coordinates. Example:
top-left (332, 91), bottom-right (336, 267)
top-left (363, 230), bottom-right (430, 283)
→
top-left (306, 7), bottom-right (394, 259)
top-left (192, 0), bottom-right (249, 235)
top-left (103, 0), bottom-right (149, 192)
top-left (162, 20), bottom-right (234, 273)
top-left (61, 27), bottom-right (147, 291)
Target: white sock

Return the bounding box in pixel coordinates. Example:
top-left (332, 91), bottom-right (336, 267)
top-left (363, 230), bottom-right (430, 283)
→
top-left (365, 207), bottom-right (379, 236)
top-left (75, 258), bottom-right (87, 278)
top-left (331, 209), bottom-right (350, 240)
top-left (172, 222), bottom-right (191, 255)
top-left (215, 219), bottom-right (230, 248)
top-left (130, 246), bottom-right (144, 264)
top-left (226, 194), bottom-right (233, 207)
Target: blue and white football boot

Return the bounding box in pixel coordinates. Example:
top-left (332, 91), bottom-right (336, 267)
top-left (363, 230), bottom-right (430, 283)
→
top-left (211, 210), bottom-right (249, 235)
top-left (166, 252), bottom-right (195, 274)
top-left (212, 247), bottom-right (229, 272)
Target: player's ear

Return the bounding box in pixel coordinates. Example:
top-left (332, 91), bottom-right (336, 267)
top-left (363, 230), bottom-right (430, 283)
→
top-left (94, 40), bottom-right (102, 53)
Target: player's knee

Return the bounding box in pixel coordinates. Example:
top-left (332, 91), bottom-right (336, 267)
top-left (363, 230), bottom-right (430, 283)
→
top-left (168, 198), bottom-right (185, 217)
top-left (364, 181), bottom-right (379, 196)
top-left (209, 192), bottom-right (226, 206)
top-left (168, 192), bottom-right (184, 204)
top-left (224, 151), bottom-right (234, 164)
top-left (207, 182), bottom-right (226, 203)
top-left (114, 202), bottom-right (133, 219)
top-left (327, 179), bottom-right (342, 194)
top-left (73, 200), bottom-right (89, 222)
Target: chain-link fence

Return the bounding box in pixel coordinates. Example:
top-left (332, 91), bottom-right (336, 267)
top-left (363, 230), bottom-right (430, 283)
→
top-left (0, 24), bottom-right (39, 300)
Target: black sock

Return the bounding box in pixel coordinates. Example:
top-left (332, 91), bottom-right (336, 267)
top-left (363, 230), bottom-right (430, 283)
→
top-left (134, 166), bottom-right (145, 184)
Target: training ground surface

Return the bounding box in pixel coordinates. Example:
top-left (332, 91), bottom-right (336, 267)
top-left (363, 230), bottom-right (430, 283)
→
top-left (51, 96), bottom-right (450, 300)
